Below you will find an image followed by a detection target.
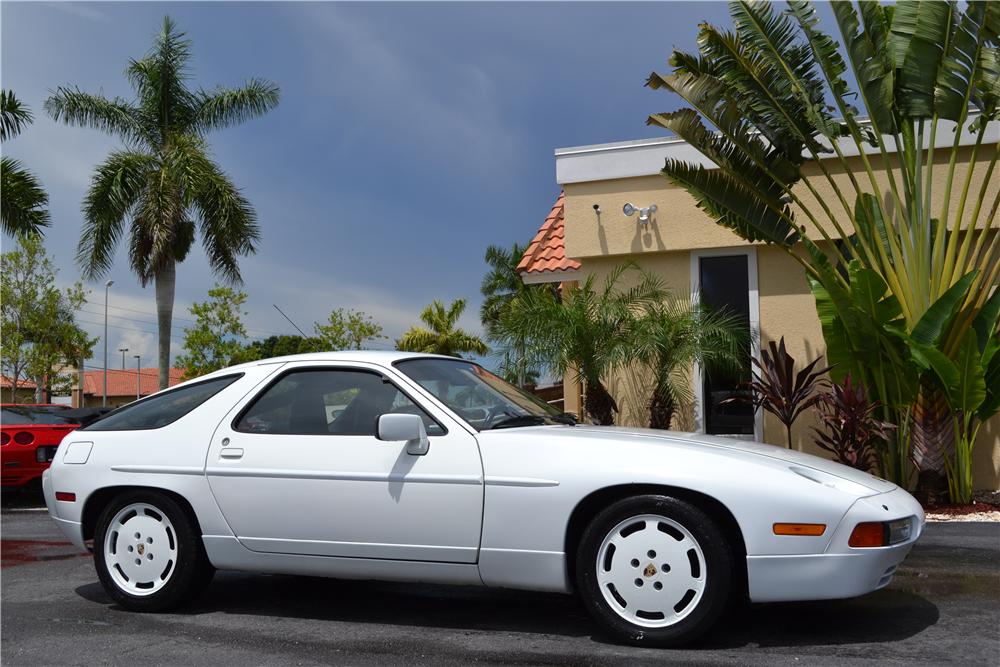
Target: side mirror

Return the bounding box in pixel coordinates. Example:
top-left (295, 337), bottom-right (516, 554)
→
top-left (376, 413), bottom-right (430, 456)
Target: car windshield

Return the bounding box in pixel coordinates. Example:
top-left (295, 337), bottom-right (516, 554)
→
top-left (395, 357), bottom-right (573, 431)
top-left (1, 405), bottom-right (78, 425)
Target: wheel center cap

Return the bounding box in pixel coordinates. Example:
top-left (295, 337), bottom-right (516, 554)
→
top-left (137, 543), bottom-right (145, 556)
top-left (643, 563), bottom-right (657, 577)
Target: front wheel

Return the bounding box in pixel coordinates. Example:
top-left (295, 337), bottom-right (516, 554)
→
top-left (93, 490), bottom-right (213, 611)
top-left (575, 495), bottom-right (733, 646)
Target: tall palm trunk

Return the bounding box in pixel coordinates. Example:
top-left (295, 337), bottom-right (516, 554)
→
top-left (911, 380), bottom-right (954, 507)
top-left (584, 380), bottom-right (618, 426)
top-left (154, 258), bottom-right (176, 390)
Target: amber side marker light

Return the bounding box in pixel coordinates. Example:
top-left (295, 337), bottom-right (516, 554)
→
top-left (773, 523), bottom-right (826, 536)
top-left (54, 492), bottom-right (76, 502)
top-left (849, 522), bottom-right (886, 547)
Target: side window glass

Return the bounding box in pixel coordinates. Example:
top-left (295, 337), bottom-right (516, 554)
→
top-left (236, 369), bottom-right (444, 436)
top-left (83, 375), bottom-right (242, 431)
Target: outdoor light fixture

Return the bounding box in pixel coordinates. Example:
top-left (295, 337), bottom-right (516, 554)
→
top-left (623, 202), bottom-right (658, 223)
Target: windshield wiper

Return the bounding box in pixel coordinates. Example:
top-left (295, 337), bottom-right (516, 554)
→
top-left (551, 412), bottom-right (577, 426)
top-left (486, 414), bottom-right (548, 430)
top-left (486, 412), bottom-right (577, 430)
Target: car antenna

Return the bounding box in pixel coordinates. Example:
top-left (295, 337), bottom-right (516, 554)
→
top-left (273, 304), bottom-right (309, 338)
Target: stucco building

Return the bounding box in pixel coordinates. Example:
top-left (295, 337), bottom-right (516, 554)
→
top-left (519, 119), bottom-right (999, 490)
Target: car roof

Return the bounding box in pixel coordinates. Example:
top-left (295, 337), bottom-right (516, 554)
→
top-left (208, 351), bottom-right (473, 375)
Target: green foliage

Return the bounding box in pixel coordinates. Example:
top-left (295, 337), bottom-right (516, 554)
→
top-left (813, 375), bottom-right (896, 473)
top-left (234, 335), bottom-right (324, 364)
top-left (0, 235), bottom-right (94, 402)
top-left (630, 296), bottom-right (749, 429)
top-left (480, 242), bottom-right (544, 386)
top-left (648, 0), bottom-right (1000, 500)
top-left (397, 299), bottom-right (488, 358)
top-left (495, 263), bottom-right (665, 425)
top-left (45, 16), bottom-right (278, 389)
top-left (175, 285), bottom-right (249, 379)
top-left (0, 90), bottom-right (49, 236)
top-left (314, 309), bottom-right (386, 351)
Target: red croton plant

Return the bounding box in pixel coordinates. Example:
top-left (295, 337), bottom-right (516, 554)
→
top-left (813, 375), bottom-right (896, 473)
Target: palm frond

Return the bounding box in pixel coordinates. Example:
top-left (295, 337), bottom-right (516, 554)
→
top-left (77, 150), bottom-right (155, 280)
top-left (0, 156), bottom-right (49, 235)
top-left (44, 87), bottom-right (144, 144)
top-left (0, 90), bottom-right (32, 141)
top-left (193, 79), bottom-right (280, 133)
top-left (180, 142), bottom-right (260, 284)
top-left (661, 159), bottom-right (799, 246)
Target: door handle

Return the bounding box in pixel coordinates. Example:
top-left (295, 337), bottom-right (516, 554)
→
top-left (220, 447), bottom-right (244, 460)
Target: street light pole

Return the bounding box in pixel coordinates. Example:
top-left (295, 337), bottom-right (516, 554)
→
top-left (118, 347), bottom-right (129, 370)
top-left (103, 280), bottom-right (114, 407)
top-left (134, 355), bottom-right (141, 401)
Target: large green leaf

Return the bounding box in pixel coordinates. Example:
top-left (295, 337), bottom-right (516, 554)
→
top-left (910, 270), bottom-right (978, 345)
top-left (979, 338), bottom-right (1000, 420)
top-left (912, 329), bottom-right (986, 414)
top-left (935, 2), bottom-right (989, 121)
top-left (660, 159), bottom-right (799, 245)
top-left (729, 1), bottom-right (845, 141)
top-left (891, 0), bottom-right (951, 117)
top-left (972, 286), bottom-right (1000, 353)
top-left (833, 0), bottom-right (898, 133)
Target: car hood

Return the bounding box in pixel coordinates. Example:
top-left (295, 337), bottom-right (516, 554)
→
top-left (544, 424), bottom-right (898, 494)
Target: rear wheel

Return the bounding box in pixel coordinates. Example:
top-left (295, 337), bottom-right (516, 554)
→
top-left (575, 494), bottom-right (733, 646)
top-left (93, 490), bottom-right (213, 611)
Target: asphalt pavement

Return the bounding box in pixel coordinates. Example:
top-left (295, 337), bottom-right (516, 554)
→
top-left (2, 491), bottom-right (998, 666)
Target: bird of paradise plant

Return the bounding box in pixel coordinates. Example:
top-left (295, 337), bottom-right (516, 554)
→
top-left (646, 0), bottom-right (999, 503)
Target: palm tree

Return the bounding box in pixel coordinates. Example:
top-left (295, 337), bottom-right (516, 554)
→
top-left (646, 0), bottom-right (1000, 502)
top-left (1, 90), bottom-right (50, 236)
top-left (497, 264), bottom-right (664, 426)
top-left (631, 298), bottom-right (749, 430)
top-left (45, 17), bottom-right (279, 389)
top-left (397, 299), bottom-right (489, 357)
top-left (480, 242), bottom-right (542, 386)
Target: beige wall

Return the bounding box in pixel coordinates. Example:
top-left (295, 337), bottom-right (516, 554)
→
top-left (560, 168), bottom-right (999, 489)
top-left (563, 145), bottom-right (999, 260)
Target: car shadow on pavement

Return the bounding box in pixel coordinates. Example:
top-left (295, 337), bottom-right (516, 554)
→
top-left (75, 570), bottom-right (939, 648)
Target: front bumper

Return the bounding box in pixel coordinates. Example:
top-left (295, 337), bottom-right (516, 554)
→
top-left (746, 485), bottom-right (924, 602)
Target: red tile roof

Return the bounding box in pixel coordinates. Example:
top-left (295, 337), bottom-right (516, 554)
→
top-left (82, 368), bottom-right (185, 398)
top-left (516, 192), bottom-right (582, 276)
top-left (0, 375), bottom-right (37, 390)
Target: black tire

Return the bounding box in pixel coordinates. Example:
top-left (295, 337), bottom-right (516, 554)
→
top-left (93, 489), bottom-right (213, 612)
top-left (575, 494), bottom-right (734, 647)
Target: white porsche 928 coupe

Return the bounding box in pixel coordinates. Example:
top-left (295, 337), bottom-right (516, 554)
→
top-left (44, 352), bottom-right (923, 646)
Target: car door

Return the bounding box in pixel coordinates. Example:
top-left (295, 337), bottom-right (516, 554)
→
top-left (205, 361), bottom-right (484, 563)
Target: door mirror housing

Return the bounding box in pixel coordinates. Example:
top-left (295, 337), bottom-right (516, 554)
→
top-left (376, 413), bottom-right (430, 455)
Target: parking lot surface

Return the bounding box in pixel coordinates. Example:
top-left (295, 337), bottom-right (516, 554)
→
top-left (2, 498), bottom-right (998, 666)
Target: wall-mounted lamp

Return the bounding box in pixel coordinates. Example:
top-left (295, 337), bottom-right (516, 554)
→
top-left (623, 202), bottom-right (658, 224)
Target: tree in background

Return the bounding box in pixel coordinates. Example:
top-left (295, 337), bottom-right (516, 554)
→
top-left (1, 90), bottom-right (49, 236)
top-left (397, 299), bottom-right (489, 358)
top-left (176, 285), bottom-right (249, 379)
top-left (480, 242), bottom-right (543, 387)
top-left (46, 16), bottom-right (279, 391)
top-left (234, 335), bottom-right (324, 363)
top-left (646, 0), bottom-right (1000, 502)
top-left (497, 264), bottom-right (664, 426)
top-left (314, 308), bottom-right (387, 350)
top-left (631, 297), bottom-right (749, 430)
top-left (0, 235), bottom-right (93, 402)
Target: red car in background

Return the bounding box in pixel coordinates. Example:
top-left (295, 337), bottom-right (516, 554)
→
top-left (1, 404), bottom-right (81, 488)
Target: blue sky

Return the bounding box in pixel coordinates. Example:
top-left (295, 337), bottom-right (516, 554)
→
top-left (1, 1), bottom-right (743, 371)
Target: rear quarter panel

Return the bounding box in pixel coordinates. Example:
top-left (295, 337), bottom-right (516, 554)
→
top-left (47, 365), bottom-right (282, 538)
